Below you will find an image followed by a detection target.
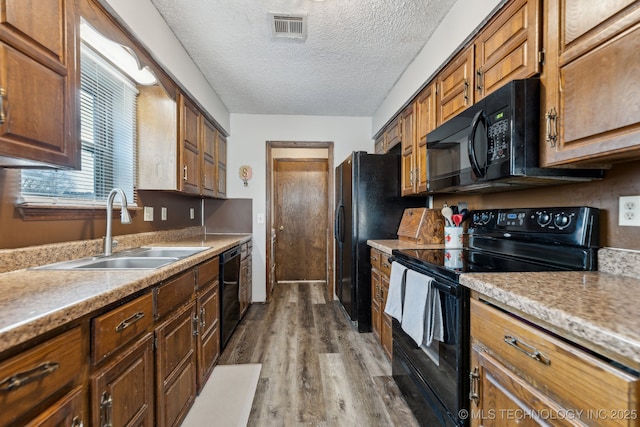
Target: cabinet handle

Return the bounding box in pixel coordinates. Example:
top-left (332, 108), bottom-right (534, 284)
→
top-left (100, 391), bottom-right (113, 427)
top-left (371, 255), bottom-right (378, 261)
top-left (200, 307), bottom-right (206, 329)
top-left (0, 361), bottom-right (59, 392)
top-left (0, 87), bottom-right (5, 125)
top-left (71, 416), bottom-right (84, 427)
top-left (469, 366), bottom-right (480, 405)
top-left (463, 79), bottom-right (469, 103)
top-left (476, 69), bottom-right (483, 93)
top-left (504, 335), bottom-right (551, 365)
top-left (414, 168), bottom-right (419, 186)
top-left (545, 108), bottom-right (558, 147)
top-left (193, 313), bottom-right (199, 336)
top-left (409, 169), bottom-right (413, 185)
top-left (115, 311), bottom-right (145, 332)
top-left (183, 165), bottom-right (188, 181)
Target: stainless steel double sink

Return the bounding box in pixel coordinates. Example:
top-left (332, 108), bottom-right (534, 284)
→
top-left (34, 247), bottom-right (210, 270)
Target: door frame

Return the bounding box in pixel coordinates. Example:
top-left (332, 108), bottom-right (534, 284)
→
top-left (265, 141), bottom-right (334, 302)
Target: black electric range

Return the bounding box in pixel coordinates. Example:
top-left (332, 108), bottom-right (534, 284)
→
top-left (390, 206), bottom-right (600, 427)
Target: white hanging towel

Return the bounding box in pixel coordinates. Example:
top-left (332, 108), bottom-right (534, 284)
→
top-left (401, 269), bottom-right (431, 346)
top-left (423, 285), bottom-right (444, 347)
top-left (384, 261), bottom-right (407, 321)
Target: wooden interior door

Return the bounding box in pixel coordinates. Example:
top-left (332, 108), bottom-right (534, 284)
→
top-left (274, 158), bottom-right (328, 282)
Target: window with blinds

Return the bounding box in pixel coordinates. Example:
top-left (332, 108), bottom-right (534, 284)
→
top-left (20, 43), bottom-right (138, 206)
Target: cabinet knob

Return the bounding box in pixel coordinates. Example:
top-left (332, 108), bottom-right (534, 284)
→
top-left (279, 225), bottom-right (284, 231)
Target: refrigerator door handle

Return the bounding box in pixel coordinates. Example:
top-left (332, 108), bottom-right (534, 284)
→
top-left (336, 205), bottom-right (345, 243)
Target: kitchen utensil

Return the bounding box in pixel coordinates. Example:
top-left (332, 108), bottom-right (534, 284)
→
top-left (452, 214), bottom-right (464, 227)
top-left (459, 209), bottom-right (469, 223)
top-left (441, 204), bottom-right (453, 226)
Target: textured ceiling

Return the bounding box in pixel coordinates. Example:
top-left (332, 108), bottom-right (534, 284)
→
top-left (149, 0), bottom-right (455, 116)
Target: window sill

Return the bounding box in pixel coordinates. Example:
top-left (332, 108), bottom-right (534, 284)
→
top-left (17, 203), bottom-right (141, 221)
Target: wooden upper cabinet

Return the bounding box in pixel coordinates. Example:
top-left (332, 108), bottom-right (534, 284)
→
top-left (0, 0), bottom-right (79, 168)
top-left (217, 133), bottom-right (227, 198)
top-left (437, 45), bottom-right (474, 126)
top-left (201, 117), bottom-right (217, 198)
top-left (541, 0), bottom-right (640, 166)
top-left (179, 94), bottom-right (202, 195)
top-left (400, 105), bottom-right (416, 196)
top-left (474, 0), bottom-right (541, 100)
top-left (415, 83), bottom-right (436, 193)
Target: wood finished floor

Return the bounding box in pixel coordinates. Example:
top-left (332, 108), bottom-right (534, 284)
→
top-left (218, 282), bottom-right (419, 426)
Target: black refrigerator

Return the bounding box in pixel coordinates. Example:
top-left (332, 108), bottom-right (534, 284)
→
top-left (334, 151), bottom-right (426, 332)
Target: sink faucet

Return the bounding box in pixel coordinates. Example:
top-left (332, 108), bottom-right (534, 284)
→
top-left (104, 188), bottom-right (132, 256)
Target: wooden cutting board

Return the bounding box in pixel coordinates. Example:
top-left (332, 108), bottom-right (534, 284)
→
top-left (397, 208), bottom-right (444, 244)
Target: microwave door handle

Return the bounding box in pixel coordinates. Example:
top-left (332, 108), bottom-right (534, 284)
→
top-left (468, 110), bottom-right (486, 178)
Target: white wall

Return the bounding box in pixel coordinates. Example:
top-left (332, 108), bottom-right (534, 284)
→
top-left (101, 0), bottom-right (230, 133)
top-left (228, 114), bottom-right (372, 302)
top-left (372, 0), bottom-right (503, 135)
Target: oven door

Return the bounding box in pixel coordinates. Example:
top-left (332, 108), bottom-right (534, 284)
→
top-left (390, 265), bottom-right (469, 426)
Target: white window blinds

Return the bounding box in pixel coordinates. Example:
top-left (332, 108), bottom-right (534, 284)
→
top-left (21, 44), bottom-right (138, 206)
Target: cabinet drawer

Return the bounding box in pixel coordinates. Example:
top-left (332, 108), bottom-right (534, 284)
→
top-left (197, 257), bottom-right (219, 289)
top-left (155, 269), bottom-right (196, 319)
top-left (370, 248), bottom-right (381, 270)
top-left (0, 327), bottom-right (84, 427)
top-left (379, 255), bottom-right (391, 278)
top-left (92, 292), bottom-right (153, 364)
top-left (471, 299), bottom-right (640, 421)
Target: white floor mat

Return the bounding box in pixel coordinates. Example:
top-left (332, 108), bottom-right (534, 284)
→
top-left (182, 363), bottom-right (262, 427)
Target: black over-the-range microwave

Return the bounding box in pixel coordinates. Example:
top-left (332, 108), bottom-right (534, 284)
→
top-left (425, 77), bottom-right (604, 193)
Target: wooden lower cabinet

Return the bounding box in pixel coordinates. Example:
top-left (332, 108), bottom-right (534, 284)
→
top-left (370, 247), bottom-right (393, 360)
top-left (470, 298), bottom-right (640, 426)
top-left (91, 333), bottom-right (154, 427)
top-left (239, 241), bottom-right (252, 317)
top-left (155, 300), bottom-right (198, 427)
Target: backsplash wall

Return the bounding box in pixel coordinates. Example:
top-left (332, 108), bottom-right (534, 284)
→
top-left (432, 159), bottom-right (640, 250)
top-left (0, 169), bottom-right (203, 249)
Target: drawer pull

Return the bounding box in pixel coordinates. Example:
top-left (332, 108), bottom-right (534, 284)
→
top-left (100, 391), bottom-right (113, 427)
top-left (0, 361), bottom-right (59, 392)
top-left (200, 307), bottom-right (206, 329)
top-left (504, 335), bottom-right (551, 365)
top-left (115, 311), bottom-right (145, 332)
top-left (72, 416), bottom-right (84, 427)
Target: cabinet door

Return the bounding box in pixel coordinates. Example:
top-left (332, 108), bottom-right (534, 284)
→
top-left (25, 386), bottom-right (85, 427)
top-left (371, 268), bottom-right (381, 341)
top-left (474, 0), bottom-right (541, 99)
top-left (541, 0), bottom-right (640, 166)
top-left (415, 84), bottom-right (436, 193)
top-left (437, 45), bottom-right (474, 126)
top-left (197, 282), bottom-right (220, 391)
top-left (155, 301), bottom-right (197, 427)
top-left (216, 133), bottom-right (227, 198)
top-left (0, 0), bottom-right (79, 168)
top-left (385, 117), bottom-right (401, 151)
top-left (201, 117), bottom-right (217, 198)
top-left (380, 274), bottom-right (392, 360)
top-left (374, 134), bottom-right (385, 154)
top-left (179, 94), bottom-right (201, 194)
top-left (400, 105), bottom-right (416, 196)
top-left (91, 333), bottom-right (154, 427)
top-left (470, 347), bottom-right (579, 427)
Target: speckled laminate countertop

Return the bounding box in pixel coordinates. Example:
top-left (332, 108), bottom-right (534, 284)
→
top-left (461, 269), bottom-right (640, 371)
top-left (0, 230), bottom-right (250, 355)
top-left (367, 239), bottom-right (444, 254)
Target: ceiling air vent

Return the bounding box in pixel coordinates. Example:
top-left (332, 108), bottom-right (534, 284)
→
top-left (269, 13), bottom-right (307, 40)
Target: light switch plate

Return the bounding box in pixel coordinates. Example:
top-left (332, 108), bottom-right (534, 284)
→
top-left (619, 196), bottom-right (640, 226)
top-left (257, 213), bottom-right (265, 224)
top-left (161, 207), bottom-right (167, 221)
top-left (189, 208), bottom-right (195, 220)
top-left (143, 206), bottom-right (154, 221)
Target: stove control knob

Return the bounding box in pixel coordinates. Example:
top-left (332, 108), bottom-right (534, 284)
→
top-left (537, 212), bottom-right (552, 227)
top-left (554, 213), bottom-right (571, 229)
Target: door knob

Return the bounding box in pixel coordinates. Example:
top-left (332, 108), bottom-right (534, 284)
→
top-left (279, 225), bottom-right (284, 231)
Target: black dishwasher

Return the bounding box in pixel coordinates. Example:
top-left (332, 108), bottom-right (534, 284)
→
top-left (220, 246), bottom-right (240, 350)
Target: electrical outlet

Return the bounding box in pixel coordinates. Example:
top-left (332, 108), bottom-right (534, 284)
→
top-left (619, 196), bottom-right (640, 226)
top-left (143, 206), bottom-right (154, 221)
top-left (189, 208), bottom-right (195, 220)
top-left (161, 207), bottom-right (167, 221)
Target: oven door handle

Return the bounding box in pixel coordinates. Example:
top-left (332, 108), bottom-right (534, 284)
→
top-left (388, 256), bottom-right (459, 296)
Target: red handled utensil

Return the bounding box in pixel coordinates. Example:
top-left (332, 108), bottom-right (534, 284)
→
top-left (452, 214), bottom-right (464, 227)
